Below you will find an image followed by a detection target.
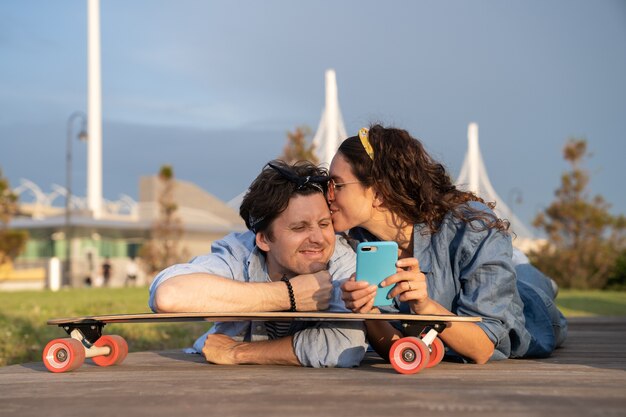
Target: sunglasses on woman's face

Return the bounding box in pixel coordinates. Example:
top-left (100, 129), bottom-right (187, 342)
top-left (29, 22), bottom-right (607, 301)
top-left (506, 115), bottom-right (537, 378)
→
top-left (326, 179), bottom-right (361, 200)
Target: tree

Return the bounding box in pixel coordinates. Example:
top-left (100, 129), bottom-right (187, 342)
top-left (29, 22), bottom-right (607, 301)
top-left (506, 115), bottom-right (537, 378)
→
top-left (138, 165), bottom-right (188, 278)
top-left (280, 125), bottom-right (319, 164)
top-left (529, 139), bottom-right (626, 289)
top-left (605, 249), bottom-right (626, 290)
top-left (0, 168), bottom-right (28, 264)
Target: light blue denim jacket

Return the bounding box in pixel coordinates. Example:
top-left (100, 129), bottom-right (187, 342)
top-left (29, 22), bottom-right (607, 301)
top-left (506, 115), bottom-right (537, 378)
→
top-left (351, 201), bottom-right (567, 360)
top-left (148, 231), bottom-right (368, 368)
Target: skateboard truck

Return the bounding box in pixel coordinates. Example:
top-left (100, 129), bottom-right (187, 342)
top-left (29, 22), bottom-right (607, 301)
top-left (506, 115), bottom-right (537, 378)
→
top-left (60, 320), bottom-right (104, 348)
top-left (59, 321), bottom-right (114, 359)
top-left (401, 321), bottom-right (447, 335)
top-left (401, 321), bottom-right (448, 344)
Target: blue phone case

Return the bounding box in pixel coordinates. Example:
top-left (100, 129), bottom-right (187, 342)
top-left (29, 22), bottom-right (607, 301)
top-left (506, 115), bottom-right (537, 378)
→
top-left (356, 241), bottom-right (398, 307)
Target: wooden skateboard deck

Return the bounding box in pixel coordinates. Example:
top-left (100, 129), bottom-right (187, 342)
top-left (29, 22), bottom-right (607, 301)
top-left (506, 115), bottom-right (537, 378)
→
top-left (43, 311), bottom-right (481, 375)
top-left (47, 311), bottom-right (481, 325)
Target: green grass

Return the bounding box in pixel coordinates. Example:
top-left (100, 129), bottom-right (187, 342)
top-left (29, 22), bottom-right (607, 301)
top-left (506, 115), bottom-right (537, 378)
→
top-left (555, 290), bottom-right (626, 317)
top-left (0, 287), bottom-right (625, 367)
top-left (0, 287), bottom-right (211, 367)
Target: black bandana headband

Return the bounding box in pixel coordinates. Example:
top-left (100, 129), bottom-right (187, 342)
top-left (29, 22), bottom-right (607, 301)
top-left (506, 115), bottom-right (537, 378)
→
top-left (267, 162), bottom-right (330, 192)
top-left (248, 162), bottom-right (330, 233)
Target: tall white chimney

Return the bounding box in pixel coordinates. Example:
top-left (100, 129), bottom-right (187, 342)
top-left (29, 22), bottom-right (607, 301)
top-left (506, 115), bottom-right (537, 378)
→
top-left (87, 0), bottom-right (103, 218)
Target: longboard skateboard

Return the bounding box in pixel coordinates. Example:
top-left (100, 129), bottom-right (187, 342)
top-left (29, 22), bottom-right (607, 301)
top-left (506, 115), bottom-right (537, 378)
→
top-left (43, 311), bottom-right (481, 375)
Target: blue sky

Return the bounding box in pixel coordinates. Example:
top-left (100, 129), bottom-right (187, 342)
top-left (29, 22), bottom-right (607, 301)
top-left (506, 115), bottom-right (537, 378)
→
top-left (1, 0), bottom-right (625, 234)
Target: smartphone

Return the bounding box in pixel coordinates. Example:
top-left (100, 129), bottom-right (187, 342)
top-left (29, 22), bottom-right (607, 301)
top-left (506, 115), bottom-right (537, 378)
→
top-left (356, 241), bottom-right (398, 307)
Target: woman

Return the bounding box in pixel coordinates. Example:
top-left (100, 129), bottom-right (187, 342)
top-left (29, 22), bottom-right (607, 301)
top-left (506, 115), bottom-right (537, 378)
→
top-left (328, 124), bottom-right (567, 364)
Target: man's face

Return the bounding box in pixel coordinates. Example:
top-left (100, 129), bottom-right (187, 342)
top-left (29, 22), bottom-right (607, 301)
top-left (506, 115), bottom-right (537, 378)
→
top-left (256, 193), bottom-right (336, 279)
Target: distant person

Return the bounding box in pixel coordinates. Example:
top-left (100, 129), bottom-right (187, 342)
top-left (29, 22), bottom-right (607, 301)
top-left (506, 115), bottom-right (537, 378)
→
top-left (149, 160), bottom-right (367, 368)
top-left (125, 257), bottom-right (139, 287)
top-left (101, 258), bottom-right (112, 287)
top-left (85, 252), bottom-right (95, 287)
top-left (330, 125), bottom-right (567, 363)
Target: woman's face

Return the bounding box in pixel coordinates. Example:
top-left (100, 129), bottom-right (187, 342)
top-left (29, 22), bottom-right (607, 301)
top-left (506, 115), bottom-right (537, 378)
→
top-left (327, 152), bottom-right (375, 232)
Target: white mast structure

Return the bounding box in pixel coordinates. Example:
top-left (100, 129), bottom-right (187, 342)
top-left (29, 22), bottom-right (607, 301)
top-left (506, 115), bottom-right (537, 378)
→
top-left (456, 122), bottom-right (533, 243)
top-left (87, 0), bottom-right (103, 218)
top-left (311, 69), bottom-right (347, 168)
top-left (227, 69), bottom-right (347, 209)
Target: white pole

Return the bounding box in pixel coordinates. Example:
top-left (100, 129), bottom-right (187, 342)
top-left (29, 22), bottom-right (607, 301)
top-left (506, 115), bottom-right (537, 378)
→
top-left (48, 257), bottom-right (61, 291)
top-left (87, 0), bottom-right (103, 219)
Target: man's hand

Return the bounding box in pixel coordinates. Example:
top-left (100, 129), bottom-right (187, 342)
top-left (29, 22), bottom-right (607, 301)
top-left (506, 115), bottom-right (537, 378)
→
top-left (289, 270), bottom-right (332, 311)
top-left (202, 334), bottom-right (242, 365)
top-left (202, 333), bottom-right (300, 366)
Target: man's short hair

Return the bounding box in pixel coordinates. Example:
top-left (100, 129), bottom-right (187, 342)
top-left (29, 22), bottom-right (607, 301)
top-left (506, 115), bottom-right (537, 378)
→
top-left (240, 160), bottom-right (329, 239)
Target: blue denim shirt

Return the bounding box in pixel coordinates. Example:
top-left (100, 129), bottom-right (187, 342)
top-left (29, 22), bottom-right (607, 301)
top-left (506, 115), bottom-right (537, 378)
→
top-left (351, 201), bottom-right (567, 360)
top-left (149, 231), bottom-right (368, 368)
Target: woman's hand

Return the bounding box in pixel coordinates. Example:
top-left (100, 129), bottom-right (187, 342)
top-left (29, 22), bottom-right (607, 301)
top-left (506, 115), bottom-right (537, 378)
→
top-left (381, 257), bottom-right (433, 314)
top-left (341, 274), bottom-right (380, 314)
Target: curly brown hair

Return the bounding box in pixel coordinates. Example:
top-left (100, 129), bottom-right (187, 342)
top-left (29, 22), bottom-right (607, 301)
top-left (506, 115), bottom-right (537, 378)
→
top-left (337, 124), bottom-right (509, 234)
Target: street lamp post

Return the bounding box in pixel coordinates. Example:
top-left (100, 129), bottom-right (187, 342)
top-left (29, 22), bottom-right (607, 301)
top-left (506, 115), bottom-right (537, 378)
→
top-left (65, 111), bottom-right (88, 287)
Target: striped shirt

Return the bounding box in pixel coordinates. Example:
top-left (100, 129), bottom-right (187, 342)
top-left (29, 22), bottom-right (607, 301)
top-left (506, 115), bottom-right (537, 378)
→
top-left (265, 321), bottom-right (292, 340)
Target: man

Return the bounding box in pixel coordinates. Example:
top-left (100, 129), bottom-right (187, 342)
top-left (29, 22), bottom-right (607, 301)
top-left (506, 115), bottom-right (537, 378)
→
top-left (149, 160), bottom-right (367, 368)
top-left (101, 257), bottom-right (112, 287)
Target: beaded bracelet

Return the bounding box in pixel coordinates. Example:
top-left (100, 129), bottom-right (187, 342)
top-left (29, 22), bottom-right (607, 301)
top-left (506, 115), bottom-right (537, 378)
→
top-left (281, 275), bottom-right (297, 312)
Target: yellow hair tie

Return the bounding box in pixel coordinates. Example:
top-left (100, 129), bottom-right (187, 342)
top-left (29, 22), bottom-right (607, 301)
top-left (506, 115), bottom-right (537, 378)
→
top-left (358, 128), bottom-right (374, 160)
